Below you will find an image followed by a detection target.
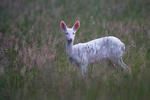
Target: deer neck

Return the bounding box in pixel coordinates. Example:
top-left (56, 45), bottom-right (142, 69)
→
top-left (66, 41), bottom-right (74, 56)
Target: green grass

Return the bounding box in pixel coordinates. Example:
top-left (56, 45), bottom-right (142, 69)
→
top-left (0, 0), bottom-right (150, 100)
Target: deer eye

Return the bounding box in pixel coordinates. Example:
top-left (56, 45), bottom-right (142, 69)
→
top-left (65, 32), bottom-right (68, 35)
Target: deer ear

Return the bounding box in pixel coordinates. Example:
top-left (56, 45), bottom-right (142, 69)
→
top-left (73, 21), bottom-right (80, 31)
top-left (60, 21), bottom-right (67, 31)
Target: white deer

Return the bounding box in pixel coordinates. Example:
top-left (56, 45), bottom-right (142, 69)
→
top-left (60, 20), bottom-right (130, 76)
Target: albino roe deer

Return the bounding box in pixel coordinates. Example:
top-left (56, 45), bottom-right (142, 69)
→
top-left (60, 20), bottom-right (130, 76)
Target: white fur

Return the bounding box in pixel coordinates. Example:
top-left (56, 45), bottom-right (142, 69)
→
top-left (60, 21), bottom-right (130, 76)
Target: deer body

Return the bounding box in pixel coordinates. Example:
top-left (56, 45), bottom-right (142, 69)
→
top-left (60, 21), bottom-right (130, 76)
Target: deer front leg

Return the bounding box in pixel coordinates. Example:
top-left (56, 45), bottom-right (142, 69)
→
top-left (81, 64), bottom-right (88, 76)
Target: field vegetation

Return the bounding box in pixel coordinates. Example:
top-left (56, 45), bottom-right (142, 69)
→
top-left (0, 0), bottom-right (150, 100)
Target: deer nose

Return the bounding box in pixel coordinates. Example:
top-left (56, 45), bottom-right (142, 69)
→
top-left (68, 38), bottom-right (72, 42)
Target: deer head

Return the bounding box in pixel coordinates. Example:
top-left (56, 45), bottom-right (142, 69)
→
top-left (60, 21), bottom-right (80, 44)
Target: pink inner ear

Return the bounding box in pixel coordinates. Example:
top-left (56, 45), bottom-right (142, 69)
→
top-left (61, 22), bottom-right (66, 30)
top-left (74, 21), bottom-right (80, 30)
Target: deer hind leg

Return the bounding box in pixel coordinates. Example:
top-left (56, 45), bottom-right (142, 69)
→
top-left (108, 60), bottom-right (116, 69)
top-left (117, 57), bottom-right (131, 73)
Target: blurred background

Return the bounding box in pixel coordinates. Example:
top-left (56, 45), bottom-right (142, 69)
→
top-left (0, 0), bottom-right (150, 100)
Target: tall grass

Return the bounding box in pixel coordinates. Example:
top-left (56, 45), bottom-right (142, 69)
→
top-left (0, 0), bottom-right (150, 100)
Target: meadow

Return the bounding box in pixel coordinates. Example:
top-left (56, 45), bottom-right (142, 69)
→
top-left (0, 0), bottom-right (150, 100)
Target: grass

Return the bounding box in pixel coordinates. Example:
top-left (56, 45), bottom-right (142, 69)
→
top-left (0, 0), bottom-right (150, 100)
